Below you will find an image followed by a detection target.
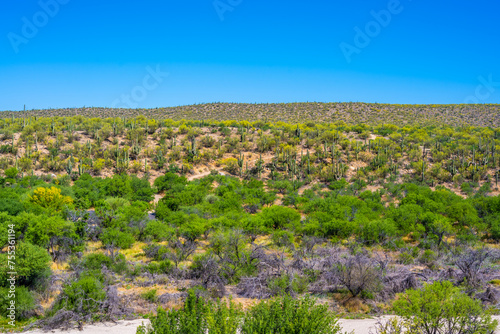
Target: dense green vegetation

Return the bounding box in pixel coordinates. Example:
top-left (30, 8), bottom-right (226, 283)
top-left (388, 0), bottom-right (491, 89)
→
top-left (140, 283), bottom-right (497, 334)
top-left (138, 291), bottom-right (342, 334)
top-left (1, 112), bottom-right (500, 332)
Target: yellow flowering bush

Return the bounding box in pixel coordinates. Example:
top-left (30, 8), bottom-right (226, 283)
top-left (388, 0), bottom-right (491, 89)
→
top-left (28, 186), bottom-right (73, 211)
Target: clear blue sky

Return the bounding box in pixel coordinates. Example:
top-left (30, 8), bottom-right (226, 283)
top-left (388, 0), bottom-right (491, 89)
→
top-left (1, 0), bottom-right (499, 111)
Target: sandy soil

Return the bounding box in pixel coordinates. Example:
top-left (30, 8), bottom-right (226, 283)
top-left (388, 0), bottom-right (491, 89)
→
top-left (25, 319), bottom-right (149, 334)
top-left (338, 316), bottom-right (500, 333)
top-left (24, 317), bottom-right (500, 334)
top-left (338, 317), bottom-right (393, 333)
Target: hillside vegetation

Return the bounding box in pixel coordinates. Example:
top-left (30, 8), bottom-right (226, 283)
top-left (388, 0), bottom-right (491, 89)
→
top-left (1, 107), bottom-right (500, 332)
top-left (2, 102), bottom-right (500, 127)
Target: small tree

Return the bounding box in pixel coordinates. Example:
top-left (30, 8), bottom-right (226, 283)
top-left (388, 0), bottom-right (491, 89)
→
top-left (454, 247), bottom-right (496, 290)
top-left (100, 229), bottom-right (135, 260)
top-left (50, 275), bottom-right (107, 320)
top-left (209, 229), bottom-right (261, 283)
top-left (333, 253), bottom-right (382, 298)
top-left (166, 238), bottom-right (197, 268)
top-left (391, 281), bottom-right (497, 334)
top-left (25, 215), bottom-right (77, 261)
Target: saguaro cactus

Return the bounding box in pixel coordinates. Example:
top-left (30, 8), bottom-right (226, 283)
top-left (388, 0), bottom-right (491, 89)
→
top-left (237, 153), bottom-right (244, 176)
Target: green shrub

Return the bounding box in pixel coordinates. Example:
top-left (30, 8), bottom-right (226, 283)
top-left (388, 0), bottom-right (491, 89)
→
top-left (267, 273), bottom-right (309, 296)
top-left (487, 214), bottom-right (500, 241)
top-left (138, 289), bottom-right (242, 334)
top-left (0, 198), bottom-right (23, 216)
top-left (0, 242), bottom-right (51, 287)
top-left (144, 220), bottom-right (175, 241)
top-left (461, 182), bottom-right (473, 195)
top-left (112, 255), bottom-right (130, 274)
top-left (291, 274), bottom-right (310, 294)
top-left (141, 289), bottom-right (158, 303)
top-left (0, 286), bottom-right (36, 320)
top-left (241, 216), bottom-right (269, 238)
top-left (398, 251), bottom-right (414, 265)
top-left (25, 215), bottom-right (77, 256)
top-left (129, 176), bottom-right (155, 202)
top-left (4, 167), bottom-right (19, 179)
top-left (241, 295), bottom-right (342, 334)
top-left (104, 197), bottom-right (130, 211)
top-left (139, 292), bottom-right (341, 334)
top-left (153, 173), bottom-right (187, 193)
top-left (419, 249), bottom-right (438, 269)
top-left (145, 260), bottom-right (173, 275)
top-left (268, 274), bottom-right (293, 296)
top-left (359, 219), bottom-right (397, 245)
top-left (321, 218), bottom-right (357, 239)
top-left (179, 217), bottom-right (207, 241)
top-left (77, 252), bottom-right (129, 276)
top-left (260, 206), bottom-right (301, 230)
top-left (153, 200), bottom-right (172, 221)
top-left (81, 253), bottom-right (113, 271)
top-left (0, 212), bottom-right (14, 248)
top-left (143, 243), bottom-right (167, 260)
top-left (392, 281), bottom-right (497, 334)
top-left (208, 230), bottom-right (258, 283)
top-left (271, 230), bottom-right (294, 248)
top-left (100, 229), bottom-right (135, 249)
top-left (205, 296), bottom-right (242, 334)
top-left (53, 275), bottom-right (106, 317)
top-left (221, 157), bottom-right (240, 175)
